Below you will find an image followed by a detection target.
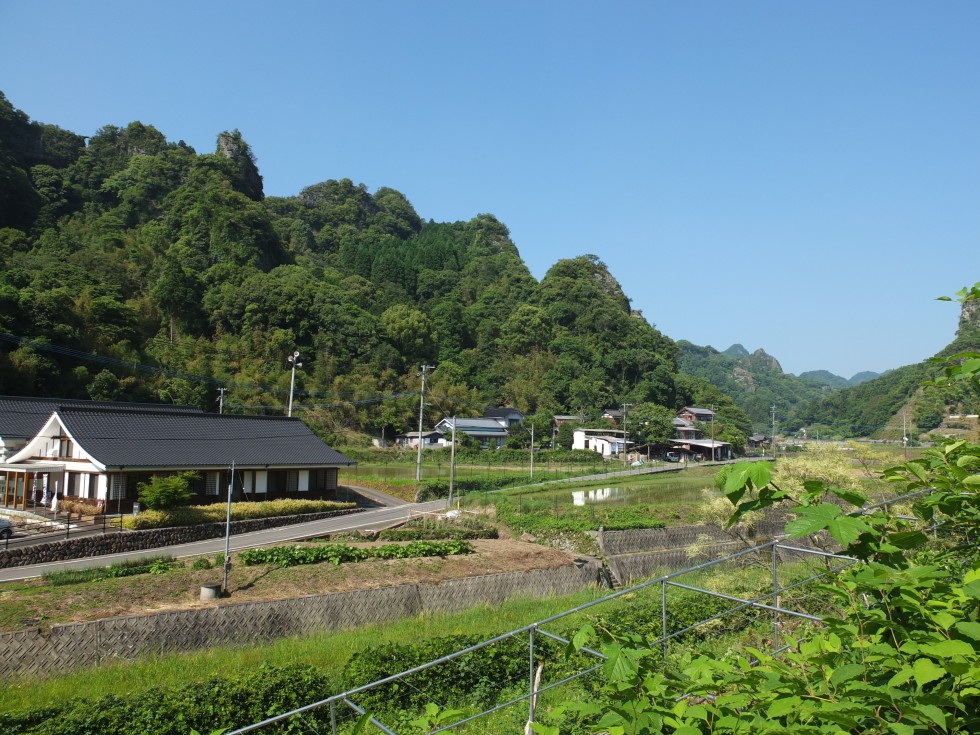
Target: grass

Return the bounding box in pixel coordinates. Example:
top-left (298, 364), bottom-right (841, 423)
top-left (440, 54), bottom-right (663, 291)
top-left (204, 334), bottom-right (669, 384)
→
top-left (42, 554), bottom-right (178, 585)
top-left (0, 586), bottom-right (608, 714)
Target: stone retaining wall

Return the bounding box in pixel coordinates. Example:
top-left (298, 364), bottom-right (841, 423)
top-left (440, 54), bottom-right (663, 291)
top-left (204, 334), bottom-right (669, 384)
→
top-left (0, 509), bottom-right (364, 568)
top-left (599, 519), bottom-right (794, 586)
top-left (0, 561), bottom-right (602, 679)
top-left (598, 520), bottom-right (787, 557)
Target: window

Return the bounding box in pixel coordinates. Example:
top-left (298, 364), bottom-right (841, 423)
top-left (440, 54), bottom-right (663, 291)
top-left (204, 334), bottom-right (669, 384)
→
top-left (205, 472), bottom-right (219, 496)
top-left (58, 437), bottom-right (73, 459)
top-left (109, 475), bottom-right (127, 500)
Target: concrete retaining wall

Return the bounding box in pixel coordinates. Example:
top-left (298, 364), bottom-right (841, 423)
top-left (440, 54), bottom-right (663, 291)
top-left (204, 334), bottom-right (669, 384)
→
top-left (0, 561), bottom-right (602, 679)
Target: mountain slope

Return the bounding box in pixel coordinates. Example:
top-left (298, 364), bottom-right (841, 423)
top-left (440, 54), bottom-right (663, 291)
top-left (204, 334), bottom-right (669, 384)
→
top-left (676, 341), bottom-right (840, 430)
top-left (0, 92), bottom-right (684, 437)
top-left (800, 300), bottom-right (980, 437)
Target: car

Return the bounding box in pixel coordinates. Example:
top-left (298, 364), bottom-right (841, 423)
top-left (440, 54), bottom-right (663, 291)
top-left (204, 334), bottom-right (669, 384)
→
top-left (0, 519), bottom-right (12, 540)
top-left (665, 452), bottom-right (680, 462)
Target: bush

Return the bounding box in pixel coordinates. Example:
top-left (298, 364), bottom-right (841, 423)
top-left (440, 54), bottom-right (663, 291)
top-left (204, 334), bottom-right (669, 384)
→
top-left (137, 472), bottom-right (197, 511)
top-left (0, 664), bottom-right (333, 735)
top-left (190, 558), bottom-right (212, 570)
top-left (120, 498), bottom-right (357, 529)
top-left (238, 540), bottom-right (473, 568)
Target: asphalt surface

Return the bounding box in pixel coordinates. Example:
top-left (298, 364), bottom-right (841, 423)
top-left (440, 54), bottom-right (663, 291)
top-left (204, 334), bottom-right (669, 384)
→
top-left (0, 495), bottom-right (448, 582)
top-left (0, 461), bottom-right (762, 583)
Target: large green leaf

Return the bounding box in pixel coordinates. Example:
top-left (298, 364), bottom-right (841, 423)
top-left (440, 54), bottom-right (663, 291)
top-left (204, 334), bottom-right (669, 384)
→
top-left (784, 503), bottom-right (871, 546)
top-left (912, 658), bottom-right (946, 688)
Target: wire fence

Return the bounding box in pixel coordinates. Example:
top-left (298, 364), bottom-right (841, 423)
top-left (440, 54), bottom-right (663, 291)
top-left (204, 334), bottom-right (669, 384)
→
top-left (217, 489), bottom-right (930, 735)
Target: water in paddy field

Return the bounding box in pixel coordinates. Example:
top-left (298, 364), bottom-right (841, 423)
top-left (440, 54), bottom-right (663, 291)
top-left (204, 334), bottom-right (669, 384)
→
top-left (566, 474), bottom-right (716, 506)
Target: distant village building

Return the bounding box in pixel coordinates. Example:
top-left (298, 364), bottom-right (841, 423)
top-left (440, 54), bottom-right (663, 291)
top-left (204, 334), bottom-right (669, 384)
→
top-left (572, 428), bottom-right (632, 457)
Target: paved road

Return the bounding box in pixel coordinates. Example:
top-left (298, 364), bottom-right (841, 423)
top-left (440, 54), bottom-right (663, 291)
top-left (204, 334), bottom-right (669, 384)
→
top-left (0, 499), bottom-right (448, 582)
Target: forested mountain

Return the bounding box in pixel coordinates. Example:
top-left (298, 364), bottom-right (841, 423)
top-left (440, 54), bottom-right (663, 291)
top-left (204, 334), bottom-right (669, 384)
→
top-left (1, 92), bottom-right (756, 443)
top-left (800, 299), bottom-right (980, 438)
top-left (798, 369), bottom-right (881, 388)
top-left (676, 341), bottom-right (840, 431)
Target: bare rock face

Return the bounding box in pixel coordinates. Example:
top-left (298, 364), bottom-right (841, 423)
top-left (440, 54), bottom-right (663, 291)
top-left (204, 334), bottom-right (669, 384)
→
top-left (960, 297), bottom-right (980, 335)
top-left (750, 348), bottom-right (783, 373)
top-left (216, 130), bottom-right (264, 201)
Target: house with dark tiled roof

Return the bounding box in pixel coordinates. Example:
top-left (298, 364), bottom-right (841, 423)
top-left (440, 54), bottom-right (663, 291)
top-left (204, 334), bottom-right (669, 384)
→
top-left (0, 396), bottom-right (203, 460)
top-left (676, 406), bottom-right (716, 425)
top-left (0, 397), bottom-right (354, 512)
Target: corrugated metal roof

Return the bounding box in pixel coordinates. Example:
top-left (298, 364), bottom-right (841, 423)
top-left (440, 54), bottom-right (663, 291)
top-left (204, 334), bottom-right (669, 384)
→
top-left (57, 408), bottom-right (354, 469)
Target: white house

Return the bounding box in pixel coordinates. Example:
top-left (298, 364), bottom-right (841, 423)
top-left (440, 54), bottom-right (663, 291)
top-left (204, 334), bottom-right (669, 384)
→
top-left (0, 397), bottom-right (354, 512)
top-left (572, 428), bottom-right (632, 457)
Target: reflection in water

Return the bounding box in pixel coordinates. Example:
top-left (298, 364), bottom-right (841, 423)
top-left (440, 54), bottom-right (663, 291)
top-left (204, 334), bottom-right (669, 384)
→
top-left (571, 487), bottom-right (624, 506)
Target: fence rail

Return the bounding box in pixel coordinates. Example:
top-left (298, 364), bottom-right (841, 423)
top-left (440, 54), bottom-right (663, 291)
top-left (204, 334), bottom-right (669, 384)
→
top-left (226, 489), bottom-right (931, 735)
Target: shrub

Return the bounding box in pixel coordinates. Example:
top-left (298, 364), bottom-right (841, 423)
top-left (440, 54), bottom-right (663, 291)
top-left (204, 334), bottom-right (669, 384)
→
top-left (120, 499), bottom-right (357, 529)
top-left (238, 540), bottom-right (473, 568)
top-left (0, 664), bottom-right (333, 735)
top-left (190, 558), bottom-right (212, 570)
top-left (137, 472), bottom-right (198, 511)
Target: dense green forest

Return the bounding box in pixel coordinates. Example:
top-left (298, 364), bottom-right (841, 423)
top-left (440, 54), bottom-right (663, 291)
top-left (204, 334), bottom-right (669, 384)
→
top-left (1, 91), bottom-right (973, 444)
top-left (0, 92), bottom-right (756, 444)
top-left (676, 342), bottom-right (839, 431)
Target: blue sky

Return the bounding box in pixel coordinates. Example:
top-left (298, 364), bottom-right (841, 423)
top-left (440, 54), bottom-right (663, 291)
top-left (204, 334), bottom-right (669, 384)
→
top-left (1, 1), bottom-right (977, 378)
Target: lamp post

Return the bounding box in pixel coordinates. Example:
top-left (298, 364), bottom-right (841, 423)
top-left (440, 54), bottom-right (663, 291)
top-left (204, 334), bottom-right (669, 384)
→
top-left (287, 351), bottom-right (302, 417)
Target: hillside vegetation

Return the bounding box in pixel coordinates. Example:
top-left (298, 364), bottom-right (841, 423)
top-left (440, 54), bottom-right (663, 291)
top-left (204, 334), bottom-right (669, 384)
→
top-left (0, 92), bottom-right (762, 441)
top-left (1, 89), bottom-right (971, 442)
top-left (801, 300), bottom-right (980, 438)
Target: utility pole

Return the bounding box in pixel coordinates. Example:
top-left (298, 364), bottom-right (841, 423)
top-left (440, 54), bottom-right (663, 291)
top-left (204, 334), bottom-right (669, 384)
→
top-left (416, 364), bottom-right (434, 482)
top-left (903, 410), bottom-right (909, 460)
top-left (529, 423), bottom-right (535, 480)
top-left (287, 351), bottom-right (302, 417)
top-left (217, 387), bottom-right (226, 415)
top-left (622, 402), bottom-right (633, 467)
top-left (448, 416), bottom-right (457, 508)
top-left (221, 462), bottom-right (235, 595)
top-left (709, 405), bottom-right (715, 461)
top-left (770, 404), bottom-right (777, 459)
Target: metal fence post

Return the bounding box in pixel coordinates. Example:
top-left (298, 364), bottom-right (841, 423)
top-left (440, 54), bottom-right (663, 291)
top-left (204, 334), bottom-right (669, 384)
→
top-left (661, 579), bottom-right (668, 660)
top-left (330, 700), bottom-right (337, 735)
top-left (772, 542), bottom-right (779, 651)
top-left (528, 625), bottom-right (537, 726)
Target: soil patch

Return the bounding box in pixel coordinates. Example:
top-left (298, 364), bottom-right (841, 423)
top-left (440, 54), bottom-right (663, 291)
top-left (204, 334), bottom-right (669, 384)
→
top-left (0, 538), bottom-right (577, 632)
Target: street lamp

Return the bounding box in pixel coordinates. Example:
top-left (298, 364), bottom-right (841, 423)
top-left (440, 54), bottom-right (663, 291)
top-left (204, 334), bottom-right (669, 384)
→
top-left (287, 351), bottom-right (302, 417)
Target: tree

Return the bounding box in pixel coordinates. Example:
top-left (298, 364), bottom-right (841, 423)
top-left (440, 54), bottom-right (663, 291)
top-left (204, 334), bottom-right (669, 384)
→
top-left (628, 403), bottom-right (675, 445)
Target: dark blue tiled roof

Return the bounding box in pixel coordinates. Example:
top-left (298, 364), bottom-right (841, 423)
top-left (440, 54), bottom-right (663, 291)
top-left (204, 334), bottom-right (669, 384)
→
top-left (0, 396), bottom-right (202, 441)
top-left (57, 408), bottom-right (354, 469)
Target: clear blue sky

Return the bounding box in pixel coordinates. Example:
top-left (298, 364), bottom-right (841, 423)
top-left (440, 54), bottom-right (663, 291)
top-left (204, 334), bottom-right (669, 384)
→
top-left (2, 1), bottom-right (977, 378)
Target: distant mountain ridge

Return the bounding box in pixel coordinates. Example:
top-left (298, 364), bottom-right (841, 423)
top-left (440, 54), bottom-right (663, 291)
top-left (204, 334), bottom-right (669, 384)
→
top-left (801, 297), bottom-right (980, 437)
top-left (799, 369), bottom-right (882, 388)
top-left (678, 340), bottom-right (889, 431)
